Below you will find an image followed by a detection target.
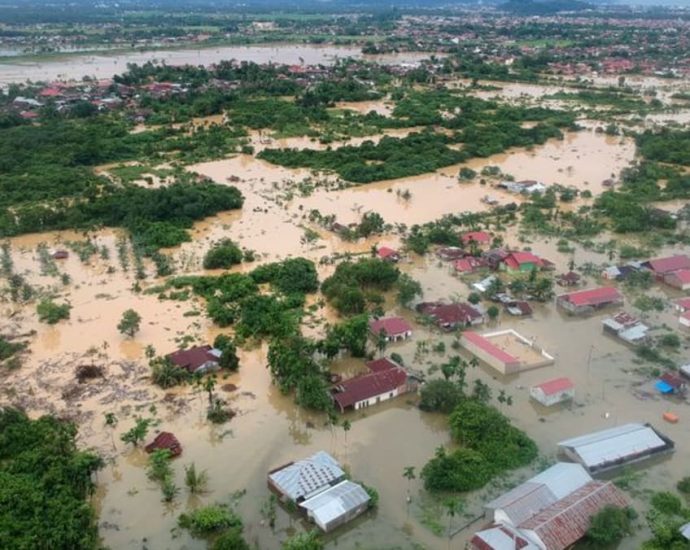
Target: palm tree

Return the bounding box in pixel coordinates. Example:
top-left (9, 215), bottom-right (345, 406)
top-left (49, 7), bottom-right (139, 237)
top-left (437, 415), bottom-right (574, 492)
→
top-left (342, 419), bottom-right (351, 462)
top-left (203, 375), bottom-right (216, 406)
top-left (104, 412), bottom-right (117, 450)
top-left (376, 330), bottom-right (388, 357)
top-left (444, 497), bottom-right (462, 549)
top-left (403, 466), bottom-right (416, 504)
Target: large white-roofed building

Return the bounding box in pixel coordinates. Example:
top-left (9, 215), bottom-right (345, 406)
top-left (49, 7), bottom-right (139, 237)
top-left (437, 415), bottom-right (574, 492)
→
top-left (299, 480), bottom-right (370, 532)
top-left (267, 451), bottom-right (371, 532)
top-left (557, 423), bottom-right (674, 474)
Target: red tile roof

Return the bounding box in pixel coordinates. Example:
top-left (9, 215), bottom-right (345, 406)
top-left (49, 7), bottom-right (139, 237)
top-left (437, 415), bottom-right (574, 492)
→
top-left (455, 257), bottom-right (487, 273)
top-left (675, 298), bottom-right (690, 311)
top-left (534, 377), bottom-right (574, 396)
top-left (419, 302), bottom-right (482, 327)
top-left (504, 251), bottom-right (543, 270)
top-left (332, 367), bottom-right (407, 409)
top-left (647, 255), bottom-right (690, 274)
top-left (166, 345), bottom-right (217, 372)
top-left (462, 231), bottom-right (492, 245)
top-left (377, 246), bottom-right (399, 259)
top-left (560, 287), bottom-right (623, 307)
top-left (519, 481), bottom-right (628, 550)
top-left (145, 432), bottom-right (182, 456)
top-left (366, 357), bottom-right (400, 372)
top-left (462, 331), bottom-right (519, 365)
top-left (668, 269), bottom-right (690, 284)
top-left (369, 317), bottom-right (412, 337)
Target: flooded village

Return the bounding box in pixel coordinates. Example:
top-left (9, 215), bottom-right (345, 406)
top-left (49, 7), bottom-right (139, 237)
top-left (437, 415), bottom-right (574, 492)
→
top-left (2, 3), bottom-right (690, 550)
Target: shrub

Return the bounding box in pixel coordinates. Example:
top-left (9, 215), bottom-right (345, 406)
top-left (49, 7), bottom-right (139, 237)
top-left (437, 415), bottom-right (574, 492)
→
top-left (151, 357), bottom-right (190, 388)
top-left (677, 476), bottom-right (690, 494)
top-left (203, 239), bottom-right (243, 269)
top-left (419, 379), bottom-right (463, 413)
top-left (36, 299), bottom-right (71, 324)
top-left (212, 528), bottom-right (250, 550)
top-left (178, 504), bottom-right (242, 536)
top-left (586, 505), bottom-right (636, 547)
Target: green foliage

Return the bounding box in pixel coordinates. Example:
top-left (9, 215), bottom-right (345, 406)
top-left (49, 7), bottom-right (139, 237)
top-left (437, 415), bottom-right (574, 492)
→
top-left (634, 295), bottom-right (665, 312)
top-left (250, 258), bottom-right (319, 294)
top-left (203, 239), bottom-right (243, 269)
top-left (212, 529), bottom-right (250, 550)
top-left (0, 336), bottom-right (26, 363)
top-left (267, 335), bottom-right (331, 411)
top-left (459, 167), bottom-right (477, 181)
top-left (586, 506), bottom-right (637, 547)
top-left (421, 399), bottom-right (537, 492)
top-left (658, 333), bottom-right (680, 350)
top-left (120, 417), bottom-right (151, 448)
top-left (259, 131), bottom-right (468, 184)
top-left (282, 530), bottom-right (324, 550)
top-left (650, 492), bottom-right (683, 515)
top-left (638, 129), bottom-right (690, 167)
top-left (178, 504), bottom-right (242, 536)
top-left (151, 357), bottom-right (190, 388)
top-left (421, 446), bottom-right (493, 492)
top-left (397, 273), bottom-right (423, 307)
top-left (147, 449), bottom-right (173, 482)
top-left (677, 477), bottom-right (690, 494)
top-left (321, 258), bottom-right (399, 315)
top-left (36, 298), bottom-right (71, 324)
top-left (117, 308), bottom-right (142, 337)
top-left (0, 408), bottom-right (103, 550)
top-left (319, 314), bottom-right (370, 358)
top-left (643, 491), bottom-right (690, 549)
top-left (213, 335), bottom-right (240, 371)
top-left (419, 379), bottom-right (463, 414)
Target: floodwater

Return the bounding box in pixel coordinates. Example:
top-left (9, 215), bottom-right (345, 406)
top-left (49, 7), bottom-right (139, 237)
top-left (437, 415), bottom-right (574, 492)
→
top-left (0, 43), bottom-right (435, 86)
top-left (1, 77), bottom-right (689, 550)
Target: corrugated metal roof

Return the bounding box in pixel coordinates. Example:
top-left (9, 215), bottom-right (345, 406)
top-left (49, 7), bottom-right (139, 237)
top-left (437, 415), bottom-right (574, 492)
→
top-left (269, 451), bottom-right (344, 501)
top-left (519, 481), bottom-right (628, 550)
top-left (558, 423), bottom-right (668, 471)
top-left (486, 463), bottom-right (591, 526)
top-left (471, 524), bottom-right (540, 550)
top-left (486, 482), bottom-right (558, 526)
top-left (299, 480), bottom-right (370, 529)
top-left (530, 463), bottom-right (592, 500)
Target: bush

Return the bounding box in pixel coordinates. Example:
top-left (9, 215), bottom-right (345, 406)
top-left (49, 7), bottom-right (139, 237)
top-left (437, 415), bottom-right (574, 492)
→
top-left (203, 239), bottom-right (243, 269)
top-left (282, 531), bottom-right (324, 550)
top-left (586, 505), bottom-right (636, 547)
top-left (677, 476), bottom-right (690, 494)
top-left (151, 357), bottom-right (190, 388)
top-left (212, 528), bottom-right (250, 550)
top-left (419, 379), bottom-right (463, 413)
top-left (650, 492), bottom-right (683, 515)
top-left (178, 504), bottom-right (242, 536)
top-left (250, 258), bottom-right (319, 294)
top-left (36, 299), bottom-right (71, 324)
top-left (421, 446), bottom-right (493, 492)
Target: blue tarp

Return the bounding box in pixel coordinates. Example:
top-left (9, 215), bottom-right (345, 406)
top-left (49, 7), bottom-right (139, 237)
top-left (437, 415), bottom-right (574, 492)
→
top-left (656, 380), bottom-right (674, 394)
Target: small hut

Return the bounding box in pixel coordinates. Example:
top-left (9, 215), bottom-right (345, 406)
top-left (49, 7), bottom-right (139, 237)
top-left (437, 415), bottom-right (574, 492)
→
top-left (145, 432), bottom-right (182, 457)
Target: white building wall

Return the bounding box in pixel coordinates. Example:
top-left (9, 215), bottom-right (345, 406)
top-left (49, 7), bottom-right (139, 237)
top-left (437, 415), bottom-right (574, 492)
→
top-left (354, 388), bottom-right (399, 410)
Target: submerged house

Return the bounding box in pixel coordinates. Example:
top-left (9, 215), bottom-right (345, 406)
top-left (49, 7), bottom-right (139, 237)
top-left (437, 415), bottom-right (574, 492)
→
top-left (502, 251), bottom-right (544, 273)
top-left (331, 357), bottom-right (417, 412)
top-left (656, 372), bottom-right (687, 395)
top-left (417, 301), bottom-right (484, 330)
top-left (166, 345), bottom-right (222, 374)
top-left (530, 377), bottom-right (575, 407)
top-left (267, 451), bottom-right (370, 532)
top-left (376, 246), bottom-right (400, 263)
top-left (369, 317), bottom-right (413, 342)
top-left (558, 423), bottom-right (675, 474)
top-left (472, 463), bottom-right (629, 550)
top-left (643, 254), bottom-right (690, 280)
top-left (602, 312), bottom-right (650, 345)
top-left (557, 287), bottom-right (623, 315)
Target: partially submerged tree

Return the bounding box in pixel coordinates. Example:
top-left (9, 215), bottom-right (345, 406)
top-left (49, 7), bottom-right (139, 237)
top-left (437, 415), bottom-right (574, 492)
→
top-left (118, 308), bottom-right (142, 337)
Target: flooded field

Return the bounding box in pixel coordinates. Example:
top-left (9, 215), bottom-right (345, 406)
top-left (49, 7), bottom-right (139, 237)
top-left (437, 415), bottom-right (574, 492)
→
top-left (2, 48), bottom-right (690, 550)
top-left (0, 43), bottom-right (436, 86)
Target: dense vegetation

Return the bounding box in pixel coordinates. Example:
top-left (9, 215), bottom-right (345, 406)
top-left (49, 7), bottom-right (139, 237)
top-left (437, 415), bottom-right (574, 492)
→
top-left (421, 399), bottom-right (536, 492)
top-left (0, 409), bottom-right (103, 550)
top-left (321, 258), bottom-right (400, 315)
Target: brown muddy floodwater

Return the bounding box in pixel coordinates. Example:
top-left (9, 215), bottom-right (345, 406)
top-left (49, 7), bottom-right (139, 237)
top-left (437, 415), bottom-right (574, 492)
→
top-left (0, 44), bottom-right (436, 86)
top-left (1, 90), bottom-right (688, 550)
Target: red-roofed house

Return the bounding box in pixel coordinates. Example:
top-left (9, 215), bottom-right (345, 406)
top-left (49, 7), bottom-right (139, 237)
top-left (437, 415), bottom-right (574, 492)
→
top-left (664, 269), bottom-right (690, 291)
top-left (461, 231), bottom-right (492, 247)
top-left (679, 310), bottom-right (690, 331)
top-left (503, 251), bottom-right (544, 273)
top-left (331, 357), bottom-right (416, 412)
top-left (166, 345), bottom-right (222, 374)
top-left (557, 287), bottom-right (623, 315)
top-left (530, 377), bottom-right (575, 406)
top-left (454, 256), bottom-right (488, 274)
top-left (674, 297), bottom-right (690, 312)
top-left (145, 432), bottom-right (183, 457)
top-left (518, 481), bottom-right (628, 550)
top-left (39, 86), bottom-right (63, 98)
top-left (417, 302), bottom-right (484, 330)
top-left (643, 255), bottom-right (690, 278)
top-left (369, 317), bottom-right (412, 342)
top-left (376, 246), bottom-right (400, 263)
